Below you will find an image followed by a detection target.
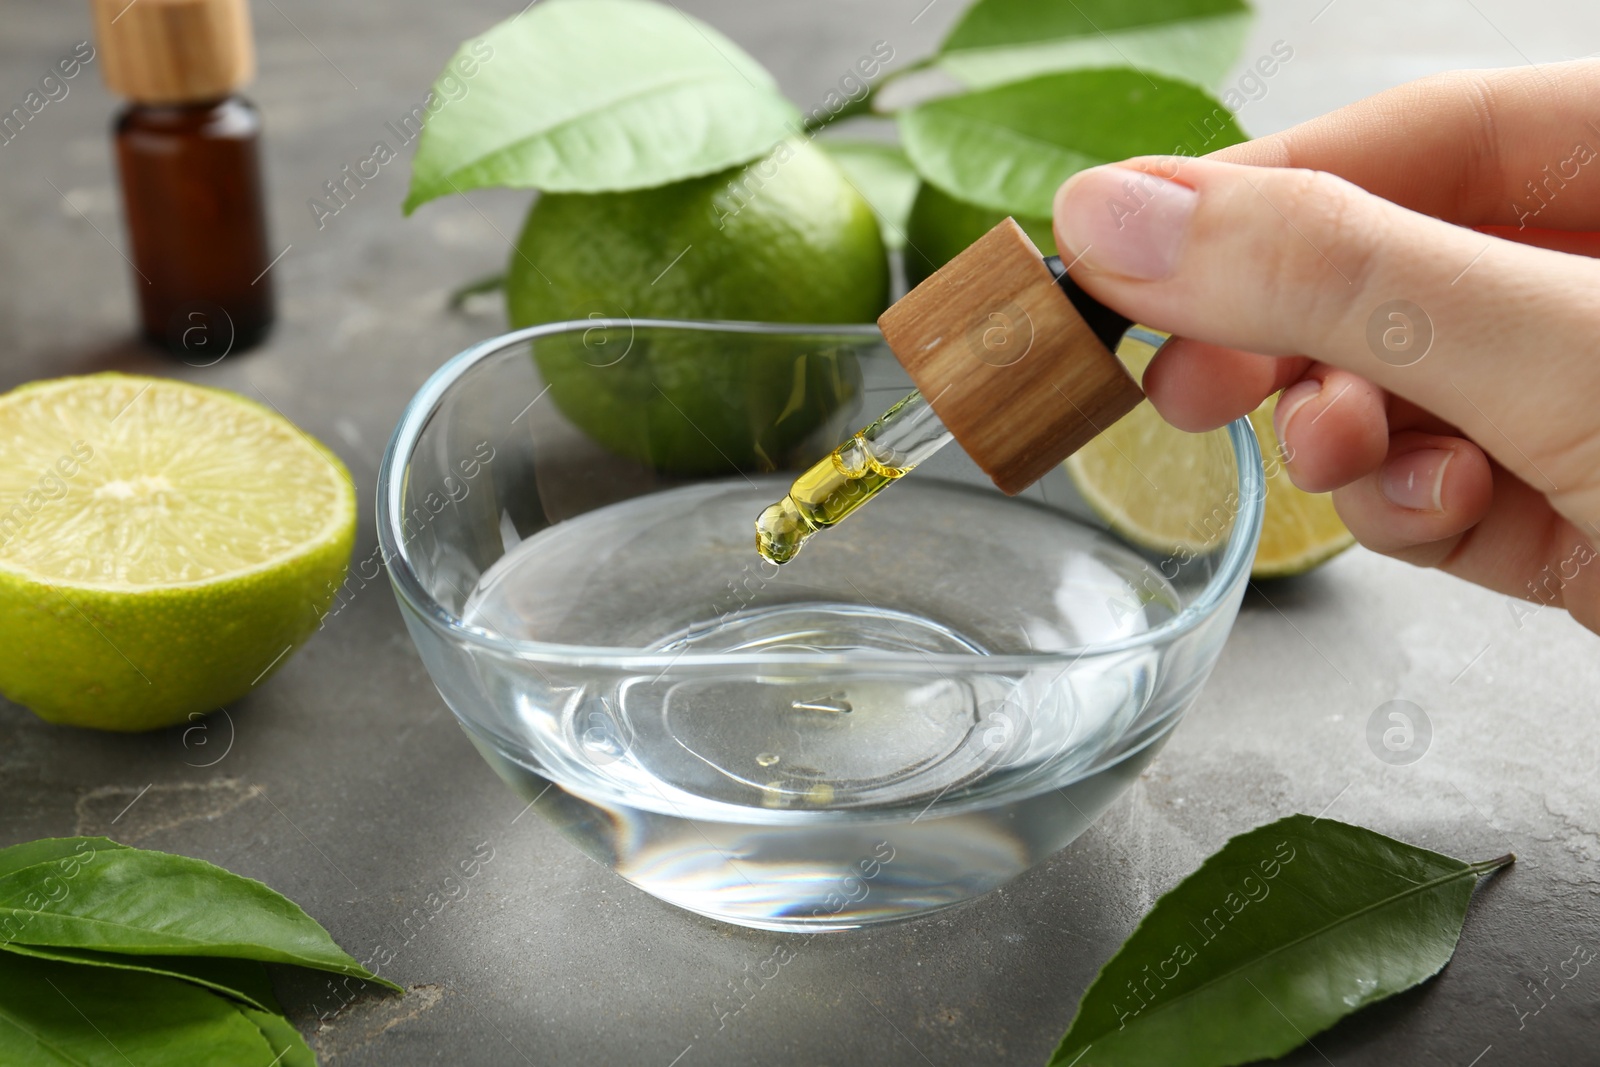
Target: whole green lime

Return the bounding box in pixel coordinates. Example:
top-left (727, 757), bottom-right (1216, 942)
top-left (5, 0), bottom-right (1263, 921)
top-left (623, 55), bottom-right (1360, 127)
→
top-left (507, 138), bottom-right (889, 474)
top-left (904, 182), bottom-right (1056, 287)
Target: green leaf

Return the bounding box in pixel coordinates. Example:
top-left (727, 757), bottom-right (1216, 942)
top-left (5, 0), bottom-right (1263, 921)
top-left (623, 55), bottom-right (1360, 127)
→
top-left (938, 0), bottom-right (1252, 91)
top-left (1049, 815), bottom-right (1514, 1067)
top-left (899, 68), bottom-right (1244, 218)
top-left (240, 1008), bottom-right (317, 1067)
top-left (404, 0), bottom-right (801, 211)
top-left (0, 837), bottom-right (400, 992)
top-left (0, 943), bottom-right (280, 1012)
top-left (0, 952), bottom-right (290, 1066)
top-left (0, 837), bottom-right (129, 877)
top-left (821, 141), bottom-right (919, 250)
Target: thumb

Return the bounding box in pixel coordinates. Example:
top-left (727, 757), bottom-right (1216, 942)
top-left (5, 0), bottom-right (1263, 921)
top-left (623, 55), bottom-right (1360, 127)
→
top-left (1052, 156), bottom-right (1600, 524)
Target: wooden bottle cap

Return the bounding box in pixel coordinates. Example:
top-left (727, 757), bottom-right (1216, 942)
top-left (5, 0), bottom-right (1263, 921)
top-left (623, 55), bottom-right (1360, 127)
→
top-left (91, 0), bottom-right (255, 104)
top-left (879, 218), bottom-right (1145, 495)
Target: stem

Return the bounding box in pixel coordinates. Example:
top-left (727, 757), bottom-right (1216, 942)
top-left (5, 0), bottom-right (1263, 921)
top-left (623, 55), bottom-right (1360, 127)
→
top-left (448, 271), bottom-right (505, 310)
top-left (800, 54), bottom-right (940, 133)
top-left (882, 55), bottom-right (936, 83)
top-left (803, 91), bottom-right (877, 134)
top-left (1468, 853), bottom-right (1516, 876)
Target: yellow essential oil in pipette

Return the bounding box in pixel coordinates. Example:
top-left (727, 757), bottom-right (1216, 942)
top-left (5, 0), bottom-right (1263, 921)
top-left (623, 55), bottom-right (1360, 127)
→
top-left (755, 392), bottom-right (939, 565)
top-left (755, 437), bottom-right (909, 564)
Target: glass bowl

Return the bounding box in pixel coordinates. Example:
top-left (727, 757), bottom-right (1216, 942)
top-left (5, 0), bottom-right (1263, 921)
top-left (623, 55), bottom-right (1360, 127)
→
top-left (378, 319), bottom-right (1263, 931)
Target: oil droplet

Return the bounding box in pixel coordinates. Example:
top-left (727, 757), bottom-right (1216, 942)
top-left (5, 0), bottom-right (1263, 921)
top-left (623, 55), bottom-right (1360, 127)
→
top-left (755, 496), bottom-right (810, 565)
top-left (804, 782), bottom-right (835, 806)
top-left (756, 752), bottom-right (780, 767)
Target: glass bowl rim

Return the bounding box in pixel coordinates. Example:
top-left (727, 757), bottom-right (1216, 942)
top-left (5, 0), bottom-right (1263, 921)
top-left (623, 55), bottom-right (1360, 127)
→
top-left (376, 318), bottom-right (1265, 671)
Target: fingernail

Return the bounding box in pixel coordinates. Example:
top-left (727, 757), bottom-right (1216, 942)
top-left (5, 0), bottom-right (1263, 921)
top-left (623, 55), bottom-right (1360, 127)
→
top-left (1055, 165), bottom-right (1198, 280)
top-left (1382, 449), bottom-right (1453, 512)
top-left (1273, 379), bottom-right (1321, 445)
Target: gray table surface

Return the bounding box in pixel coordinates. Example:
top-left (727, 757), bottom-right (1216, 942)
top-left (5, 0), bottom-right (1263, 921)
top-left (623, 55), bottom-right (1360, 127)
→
top-left (4, 0), bottom-right (1600, 1063)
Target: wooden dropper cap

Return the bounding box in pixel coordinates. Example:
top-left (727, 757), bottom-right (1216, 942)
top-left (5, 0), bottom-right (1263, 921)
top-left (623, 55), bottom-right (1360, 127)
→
top-left (879, 218), bottom-right (1145, 495)
top-left (90, 0), bottom-right (255, 104)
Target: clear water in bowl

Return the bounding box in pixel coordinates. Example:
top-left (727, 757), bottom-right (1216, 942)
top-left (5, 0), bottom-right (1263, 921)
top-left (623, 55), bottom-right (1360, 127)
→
top-left (458, 476), bottom-right (1180, 929)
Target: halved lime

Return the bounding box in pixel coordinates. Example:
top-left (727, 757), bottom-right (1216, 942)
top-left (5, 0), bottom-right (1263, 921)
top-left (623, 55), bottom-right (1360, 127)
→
top-left (0, 374), bottom-right (356, 730)
top-left (1066, 341), bottom-right (1354, 579)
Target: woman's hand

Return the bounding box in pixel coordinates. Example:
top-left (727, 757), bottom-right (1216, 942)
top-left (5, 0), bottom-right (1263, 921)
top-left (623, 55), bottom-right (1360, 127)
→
top-left (1053, 61), bottom-right (1600, 633)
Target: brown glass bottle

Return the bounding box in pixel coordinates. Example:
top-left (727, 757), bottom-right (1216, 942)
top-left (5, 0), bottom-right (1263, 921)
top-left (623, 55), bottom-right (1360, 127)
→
top-left (115, 95), bottom-right (274, 357)
top-left (92, 0), bottom-right (272, 360)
